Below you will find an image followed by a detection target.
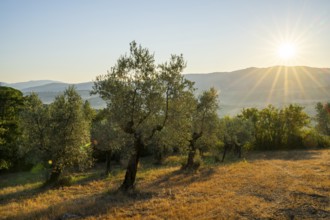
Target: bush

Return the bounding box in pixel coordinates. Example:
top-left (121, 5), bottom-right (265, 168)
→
top-left (30, 163), bottom-right (46, 174)
top-left (302, 130), bottom-right (318, 149)
top-left (318, 135), bottom-right (330, 148)
top-left (302, 129), bottom-right (330, 149)
top-left (0, 159), bottom-right (11, 170)
top-left (211, 141), bottom-right (224, 162)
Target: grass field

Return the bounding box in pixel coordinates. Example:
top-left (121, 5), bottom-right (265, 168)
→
top-left (0, 150), bottom-right (329, 220)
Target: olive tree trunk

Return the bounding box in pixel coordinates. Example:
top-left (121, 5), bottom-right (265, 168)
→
top-left (183, 132), bottom-right (202, 170)
top-left (47, 165), bottom-right (62, 184)
top-left (119, 135), bottom-right (143, 191)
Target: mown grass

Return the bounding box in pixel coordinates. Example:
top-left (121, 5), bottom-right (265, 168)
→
top-left (0, 150), bottom-right (329, 219)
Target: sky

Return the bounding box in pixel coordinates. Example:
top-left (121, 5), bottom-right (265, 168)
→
top-left (1, 0), bottom-right (330, 83)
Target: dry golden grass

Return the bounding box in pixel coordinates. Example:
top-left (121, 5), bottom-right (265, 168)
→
top-left (0, 150), bottom-right (329, 220)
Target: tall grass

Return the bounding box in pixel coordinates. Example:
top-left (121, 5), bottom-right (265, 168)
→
top-left (0, 150), bottom-right (329, 219)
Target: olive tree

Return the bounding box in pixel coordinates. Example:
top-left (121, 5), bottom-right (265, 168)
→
top-left (315, 102), bottom-right (330, 136)
top-left (92, 109), bottom-right (131, 175)
top-left (93, 41), bottom-right (194, 191)
top-left (183, 87), bottom-right (219, 170)
top-left (219, 116), bottom-right (253, 162)
top-left (20, 93), bottom-right (50, 166)
top-left (0, 86), bottom-right (24, 170)
top-left (47, 86), bottom-right (93, 183)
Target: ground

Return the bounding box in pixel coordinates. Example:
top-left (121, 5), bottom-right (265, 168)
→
top-left (0, 150), bottom-right (329, 219)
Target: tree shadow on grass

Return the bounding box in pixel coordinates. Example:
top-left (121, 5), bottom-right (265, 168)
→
top-left (0, 171), bottom-right (104, 206)
top-left (146, 166), bottom-right (216, 189)
top-left (9, 188), bottom-right (157, 220)
top-left (0, 170), bottom-right (50, 206)
top-left (0, 183), bottom-right (47, 206)
top-left (72, 171), bottom-right (104, 186)
top-left (273, 190), bottom-right (330, 219)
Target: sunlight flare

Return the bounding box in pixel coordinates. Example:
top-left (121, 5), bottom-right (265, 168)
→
top-left (277, 43), bottom-right (296, 60)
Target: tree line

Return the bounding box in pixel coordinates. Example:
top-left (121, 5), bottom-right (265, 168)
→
top-left (1, 42), bottom-right (329, 190)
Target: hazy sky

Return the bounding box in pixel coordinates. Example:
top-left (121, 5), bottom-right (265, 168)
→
top-left (1, 0), bottom-right (329, 83)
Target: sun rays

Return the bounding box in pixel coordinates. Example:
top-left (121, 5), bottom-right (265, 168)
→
top-left (233, 66), bottom-right (330, 109)
top-left (231, 8), bottom-right (330, 107)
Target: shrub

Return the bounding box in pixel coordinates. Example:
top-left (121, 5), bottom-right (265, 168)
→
top-left (302, 129), bottom-right (330, 149)
top-left (317, 135), bottom-right (330, 148)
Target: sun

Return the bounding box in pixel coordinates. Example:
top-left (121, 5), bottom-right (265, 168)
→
top-left (277, 43), bottom-right (296, 60)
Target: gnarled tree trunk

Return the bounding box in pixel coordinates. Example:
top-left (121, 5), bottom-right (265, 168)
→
top-left (120, 134), bottom-right (143, 191)
top-left (47, 165), bottom-right (62, 184)
top-left (185, 146), bottom-right (196, 168)
top-left (222, 139), bottom-right (242, 162)
top-left (183, 132), bottom-right (202, 170)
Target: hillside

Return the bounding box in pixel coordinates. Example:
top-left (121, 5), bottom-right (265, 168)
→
top-left (0, 150), bottom-right (329, 219)
top-left (3, 66), bottom-right (330, 115)
top-left (185, 66), bottom-right (330, 115)
top-left (0, 80), bottom-right (62, 90)
top-left (15, 81), bottom-right (105, 108)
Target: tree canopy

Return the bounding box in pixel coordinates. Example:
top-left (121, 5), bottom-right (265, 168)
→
top-left (241, 104), bottom-right (310, 150)
top-left (0, 86), bottom-right (24, 170)
top-left (20, 87), bottom-right (93, 183)
top-left (315, 102), bottom-right (330, 136)
top-left (93, 41), bottom-right (195, 190)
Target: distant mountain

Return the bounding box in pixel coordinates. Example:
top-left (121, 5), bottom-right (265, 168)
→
top-left (187, 66), bottom-right (330, 94)
top-left (18, 81), bottom-right (104, 108)
top-left (185, 66), bottom-right (330, 115)
top-left (3, 66), bottom-right (330, 115)
top-left (3, 80), bottom-right (62, 90)
top-left (20, 82), bottom-right (95, 92)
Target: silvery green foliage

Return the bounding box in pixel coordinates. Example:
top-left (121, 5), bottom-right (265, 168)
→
top-left (191, 88), bottom-right (220, 141)
top-left (220, 116), bottom-right (253, 147)
top-left (91, 109), bottom-right (133, 156)
top-left (19, 93), bottom-right (50, 164)
top-left (93, 41), bottom-right (195, 154)
top-left (241, 105), bottom-right (310, 150)
top-left (315, 102), bottom-right (330, 136)
top-left (93, 42), bottom-right (198, 189)
top-left (0, 87), bottom-right (24, 170)
top-left (48, 86), bottom-right (93, 171)
top-left (183, 87), bottom-right (220, 169)
top-left (21, 88), bottom-right (93, 173)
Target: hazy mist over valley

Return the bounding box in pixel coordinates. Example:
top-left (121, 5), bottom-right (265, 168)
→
top-left (3, 66), bottom-right (329, 116)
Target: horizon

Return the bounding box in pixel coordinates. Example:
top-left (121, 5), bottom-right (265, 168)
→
top-left (2, 65), bottom-right (330, 84)
top-left (1, 0), bottom-right (330, 83)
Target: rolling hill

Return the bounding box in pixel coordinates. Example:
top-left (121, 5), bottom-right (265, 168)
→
top-left (185, 66), bottom-right (330, 115)
top-left (0, 80), bottom-right (62, 90)
top-left (2, 66), bottom-right (330, 116)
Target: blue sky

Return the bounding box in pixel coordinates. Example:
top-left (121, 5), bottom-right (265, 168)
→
top-left (1, 0), bottom-right (329, 83)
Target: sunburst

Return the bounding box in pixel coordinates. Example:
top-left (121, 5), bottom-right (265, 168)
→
top-left (233, 10), bottom-right (330, 107)
top-left (277, 43), bottom-right (296, 60)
